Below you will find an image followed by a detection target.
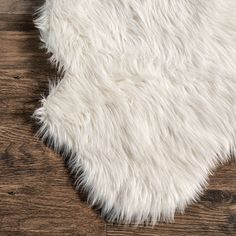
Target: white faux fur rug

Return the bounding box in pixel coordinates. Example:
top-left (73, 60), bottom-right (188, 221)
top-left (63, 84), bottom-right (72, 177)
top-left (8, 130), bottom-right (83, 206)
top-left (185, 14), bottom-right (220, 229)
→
top-left (34, 0), bottom-right (236, 224)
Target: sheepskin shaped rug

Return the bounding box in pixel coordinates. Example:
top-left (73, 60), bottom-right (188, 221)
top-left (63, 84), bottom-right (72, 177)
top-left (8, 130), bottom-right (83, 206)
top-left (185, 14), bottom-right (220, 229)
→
top-left (34, 0), bottom-right (236, 224)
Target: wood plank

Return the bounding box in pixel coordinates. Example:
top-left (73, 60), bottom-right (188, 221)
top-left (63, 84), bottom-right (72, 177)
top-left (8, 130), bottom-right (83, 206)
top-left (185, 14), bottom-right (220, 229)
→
top-left (0, 31), bottom-right (56, 116)
top-left (0, 14), bottom-right (35, 31)
top-left (0, 31), bottom-right (48, 68)
top-left (0, 0), bottom-right (43, 14)
top-left (0, 68), bottom-right (55, 115)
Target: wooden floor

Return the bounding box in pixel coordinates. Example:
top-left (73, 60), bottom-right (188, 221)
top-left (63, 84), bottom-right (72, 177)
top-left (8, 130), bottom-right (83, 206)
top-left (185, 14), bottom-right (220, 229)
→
top-left (0, 1), bottom-right (236, 235)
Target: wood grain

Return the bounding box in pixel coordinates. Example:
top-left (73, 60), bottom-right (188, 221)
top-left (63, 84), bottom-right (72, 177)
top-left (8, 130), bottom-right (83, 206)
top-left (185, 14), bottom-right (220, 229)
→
top-left (0, 0), bottom-right (43, 14)
top-left (0, 1), bottom-right (236, 235)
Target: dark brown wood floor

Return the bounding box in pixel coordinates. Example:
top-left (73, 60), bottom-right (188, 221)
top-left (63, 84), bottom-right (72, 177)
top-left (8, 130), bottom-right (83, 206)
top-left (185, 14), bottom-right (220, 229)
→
top-left (0, 1), bottom-right (236, 235)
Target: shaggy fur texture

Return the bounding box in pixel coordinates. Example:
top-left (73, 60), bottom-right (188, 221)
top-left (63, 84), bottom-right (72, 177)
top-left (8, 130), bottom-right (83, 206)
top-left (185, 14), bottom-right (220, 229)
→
top-left (34, 0), bottom-right (236, 224)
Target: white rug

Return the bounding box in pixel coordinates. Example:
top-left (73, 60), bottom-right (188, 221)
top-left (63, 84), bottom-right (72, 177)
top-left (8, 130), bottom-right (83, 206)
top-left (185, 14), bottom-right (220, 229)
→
top-left (34, 0), bottom-right (236, 224)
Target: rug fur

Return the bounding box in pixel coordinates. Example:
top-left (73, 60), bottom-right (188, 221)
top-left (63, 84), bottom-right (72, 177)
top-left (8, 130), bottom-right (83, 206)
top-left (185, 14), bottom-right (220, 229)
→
top-left (34, 0), bottom-right (236, 224)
